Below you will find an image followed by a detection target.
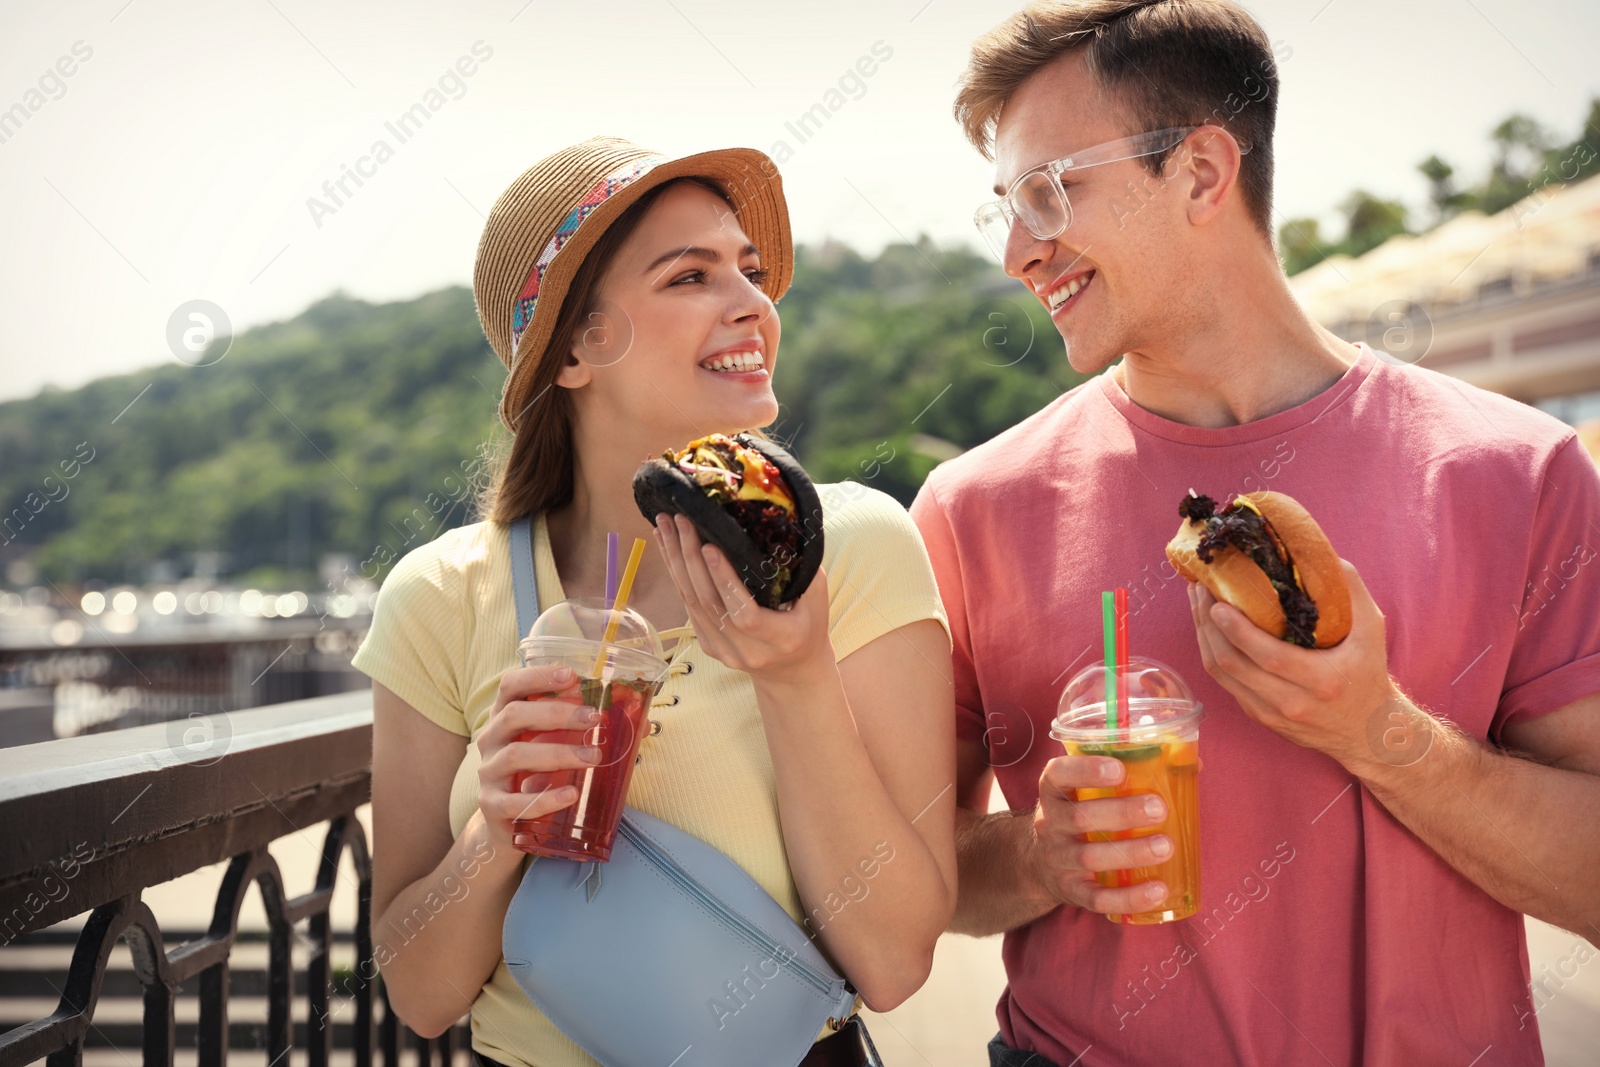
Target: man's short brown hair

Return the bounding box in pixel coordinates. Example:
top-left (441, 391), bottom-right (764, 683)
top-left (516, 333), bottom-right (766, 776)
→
top-left (955, 0), bottom-right (1282, 238)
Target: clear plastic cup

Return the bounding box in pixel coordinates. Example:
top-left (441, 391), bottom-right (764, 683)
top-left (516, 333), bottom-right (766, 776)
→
top-left (1050, 657), bottom-right (1204, 924)
top-left (511, 597), bottom-right (671, 862)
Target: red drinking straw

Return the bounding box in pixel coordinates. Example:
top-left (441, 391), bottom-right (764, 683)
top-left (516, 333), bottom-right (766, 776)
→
top-left (1115, 586), bottom-right (1130, 732)
top-left (1113, 585), bottom-right (1133, 916)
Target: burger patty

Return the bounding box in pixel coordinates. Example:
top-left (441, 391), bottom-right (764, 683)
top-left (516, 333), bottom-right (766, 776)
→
top-left (1179, 494), bottom-right (1320, 647)
top-left (725, 498), bottom-right (801, 593)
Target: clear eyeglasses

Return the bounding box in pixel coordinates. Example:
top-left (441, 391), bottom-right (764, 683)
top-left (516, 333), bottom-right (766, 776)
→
top-left (973, 125), bottom-right (1251, 259)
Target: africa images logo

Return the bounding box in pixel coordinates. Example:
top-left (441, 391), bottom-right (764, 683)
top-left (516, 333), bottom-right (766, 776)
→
top-left (305, 41), bottom-right (494, 229)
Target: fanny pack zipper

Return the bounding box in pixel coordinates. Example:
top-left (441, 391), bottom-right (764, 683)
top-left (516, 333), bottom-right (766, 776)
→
top-left (617, 819), bottom-right (837, 999)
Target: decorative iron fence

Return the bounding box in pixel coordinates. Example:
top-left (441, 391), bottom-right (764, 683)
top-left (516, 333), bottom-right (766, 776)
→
top-left (0, 692), bottom-right (469, 1067)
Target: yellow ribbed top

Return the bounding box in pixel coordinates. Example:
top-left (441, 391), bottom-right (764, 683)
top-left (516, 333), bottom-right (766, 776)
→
top-left (351, 481), bottom-right (949, 1066)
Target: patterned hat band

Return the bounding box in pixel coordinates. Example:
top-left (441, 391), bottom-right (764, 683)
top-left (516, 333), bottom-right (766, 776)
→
top-left (509, 154), bottom-right (667, 356)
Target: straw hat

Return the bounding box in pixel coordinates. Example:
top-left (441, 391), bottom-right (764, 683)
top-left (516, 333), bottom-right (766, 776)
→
top-left (473, 136), bottom-right (794, 431)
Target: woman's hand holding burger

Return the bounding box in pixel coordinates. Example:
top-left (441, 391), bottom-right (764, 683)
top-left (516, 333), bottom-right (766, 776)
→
top-left (637, 432), bottom-right (834, 686)
top-left (653, 511), bottom-right (835, 687)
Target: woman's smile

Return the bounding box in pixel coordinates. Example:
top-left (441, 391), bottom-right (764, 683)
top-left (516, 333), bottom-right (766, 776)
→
top-left (698, 339), bottom-right (768, 382)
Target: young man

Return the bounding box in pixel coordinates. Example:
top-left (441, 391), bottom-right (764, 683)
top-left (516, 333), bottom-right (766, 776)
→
top-left (910, 2), bottom-right (1600, 1064)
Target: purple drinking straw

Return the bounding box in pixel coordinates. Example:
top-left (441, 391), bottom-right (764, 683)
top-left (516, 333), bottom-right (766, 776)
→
top-left (605, 531), bottom-right (619, 606)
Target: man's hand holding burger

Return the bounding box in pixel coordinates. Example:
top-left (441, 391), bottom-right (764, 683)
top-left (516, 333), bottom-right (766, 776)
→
top-left (1026, 495), bottom-right (1403, 923)
top-left (1168, 489), bottom-right (1600, 940)
top-left (1169, 490), bottom-right (1422, 780)
top-left (1188, 560), bottom-right (1409, 776)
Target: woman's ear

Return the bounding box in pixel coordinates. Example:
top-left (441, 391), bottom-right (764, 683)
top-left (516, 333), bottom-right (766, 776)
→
top-left (555, 342), bottom-right (593, 389)
top-left (564, 297), bottom-right (636, 381)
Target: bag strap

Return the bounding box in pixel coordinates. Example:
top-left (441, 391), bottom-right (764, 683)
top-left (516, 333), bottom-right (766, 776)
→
top-left (507, 510), bottom-right (857, 1015)
top-left (510, 512), bottom-right (541, 642)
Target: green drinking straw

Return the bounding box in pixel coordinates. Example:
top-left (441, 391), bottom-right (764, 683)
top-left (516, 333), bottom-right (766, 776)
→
top-left (1102, 590), bottom-right (1118, 731)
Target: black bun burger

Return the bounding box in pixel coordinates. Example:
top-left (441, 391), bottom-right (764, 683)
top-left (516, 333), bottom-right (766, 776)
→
top-left (633, 433), bottom-right (824, 609)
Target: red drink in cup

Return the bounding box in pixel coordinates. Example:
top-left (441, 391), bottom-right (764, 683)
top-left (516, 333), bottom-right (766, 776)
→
top-left (510, 597), bottom-right (670, 862)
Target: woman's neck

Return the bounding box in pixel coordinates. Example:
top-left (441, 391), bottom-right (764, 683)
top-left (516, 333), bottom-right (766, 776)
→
top-left (543, 424), bottom-right (690, 633)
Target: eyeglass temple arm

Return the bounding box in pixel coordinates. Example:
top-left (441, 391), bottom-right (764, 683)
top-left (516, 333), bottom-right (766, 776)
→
top-left (1057, 125), bottom-right (1251, 172)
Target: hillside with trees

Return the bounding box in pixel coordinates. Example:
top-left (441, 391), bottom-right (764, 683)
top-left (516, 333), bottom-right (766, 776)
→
top-left (0, 241), bottom-right (1083, 588)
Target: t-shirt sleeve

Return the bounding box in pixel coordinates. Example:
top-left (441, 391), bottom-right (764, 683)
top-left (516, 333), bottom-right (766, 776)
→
top-left (1494, 434), bottom-right (1600, 738)
top-left (350, 540), bottom-right (470, 737)
top-left (822, 484), bottom-right (951, 665)
top-left (909, 477), bottom-right (986, 749)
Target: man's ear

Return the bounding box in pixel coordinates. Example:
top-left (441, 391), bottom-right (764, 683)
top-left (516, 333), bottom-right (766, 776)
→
top-left (1184, 128), bottom-right (1245, 227)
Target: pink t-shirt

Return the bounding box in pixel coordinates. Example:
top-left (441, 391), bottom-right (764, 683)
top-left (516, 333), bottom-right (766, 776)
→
top-left (910, 342), bottom-right (1600, 1066)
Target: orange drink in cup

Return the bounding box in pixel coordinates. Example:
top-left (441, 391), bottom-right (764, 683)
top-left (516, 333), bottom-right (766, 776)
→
top-left (1051, 657), bottom-right (1203, 924)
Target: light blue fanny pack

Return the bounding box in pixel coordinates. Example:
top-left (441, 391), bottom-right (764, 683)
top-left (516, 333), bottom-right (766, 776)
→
top-left (500, 515), bottom-right (857, 1067)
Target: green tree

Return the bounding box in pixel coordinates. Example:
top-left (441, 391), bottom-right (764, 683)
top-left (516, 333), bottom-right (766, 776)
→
top-left (1417, 154), bottom-right (1477, 224)
top-left (1338, 190), bottom-right (1410, 258)
top-left (1280, 96), bottom-right (1600, 275)
top-left (1276, 216), bottom-right (1329, 275)
top-left (1480, 113), bottom-right (1557, 215)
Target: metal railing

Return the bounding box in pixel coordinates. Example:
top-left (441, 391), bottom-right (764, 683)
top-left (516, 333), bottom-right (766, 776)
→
top-left (0, 692), bottom-right (469, 1067)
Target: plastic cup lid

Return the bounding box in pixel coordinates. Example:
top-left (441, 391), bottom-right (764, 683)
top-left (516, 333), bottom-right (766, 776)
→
top-left (1052, 655), bottom-right (1201, 737)
top-left (518, 596), bottom-right (666, 665)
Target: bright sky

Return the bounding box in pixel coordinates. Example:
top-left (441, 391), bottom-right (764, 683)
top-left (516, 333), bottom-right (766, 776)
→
top-left (1, 0), bottom-right (1596, 401)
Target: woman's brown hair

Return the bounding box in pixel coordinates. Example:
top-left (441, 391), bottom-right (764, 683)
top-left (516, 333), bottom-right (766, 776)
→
top-left (474, 176), bottom-right (767, 525)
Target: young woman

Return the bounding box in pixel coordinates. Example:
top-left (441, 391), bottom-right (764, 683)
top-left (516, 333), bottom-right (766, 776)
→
top-left (354, 137), bottom-right (957, 1067)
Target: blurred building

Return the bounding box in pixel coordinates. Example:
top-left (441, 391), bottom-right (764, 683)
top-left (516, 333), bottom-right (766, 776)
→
top-left (1290, 172), bottom-right (1600, 460)
top-left (1580, 420), bottom-right (1600, 463)
top-left (0, 582), bottom-right (373, 747)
